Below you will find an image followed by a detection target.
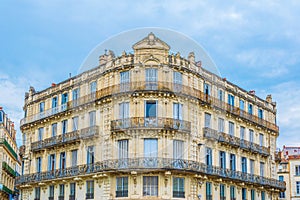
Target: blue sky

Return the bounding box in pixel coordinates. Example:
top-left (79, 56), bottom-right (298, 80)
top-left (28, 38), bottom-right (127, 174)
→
top-left (0, 0), bottom-right (299, 147)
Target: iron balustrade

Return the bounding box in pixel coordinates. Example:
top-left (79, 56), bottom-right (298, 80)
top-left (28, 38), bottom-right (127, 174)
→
top-left (111, 117), bottom-right (191, 133)
top-left (16, 157), bottom-right (285, 190)
top-left (31, 126), bottom-right (99, 152)
top-left (20, 81), bottom-right (278, 132)
top-left (203, 127), bottom-right (270, 156)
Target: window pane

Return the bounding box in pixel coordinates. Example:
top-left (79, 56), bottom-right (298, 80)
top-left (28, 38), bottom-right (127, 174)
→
top-left (146, 101), bottom-right (157, 117)
top-left (143, 176), bottom-right (158, 196)
top-left (144, 139), bottom-right (158, 157)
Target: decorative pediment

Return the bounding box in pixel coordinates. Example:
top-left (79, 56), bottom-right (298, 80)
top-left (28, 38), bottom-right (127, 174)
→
top-left (132, 32), bottom-right (170, 51)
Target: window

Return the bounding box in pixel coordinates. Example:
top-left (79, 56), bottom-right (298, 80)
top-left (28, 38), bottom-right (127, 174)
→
top-left (145, 101), bottom-right (157, 118)
top-left (72, 88), bottom-right (80, 107)
top-left (52, 123), bottom-right (57, 137)
top-left (219, 151), bottom-right (226, 169)
top-left (297, 181), bottom-right (300, 195)
top-left (228, 94), bottom-right (235, 106)
top-left (259, 133), bottom-right (264, 146)
top-left (71, 150), bottom-right (77, 167)
top-left (249, 129), bottom-right (254, 143)
top-left (39, 102), bottom-right (45, 113)
top-left (36, 157), bottom-right (42, 173)
top-left (204, 113), bottom-right (211, 128)
top-left (251, 189), bottom-right (255, 200)
top-left (72, 116), bottom-right (79, 131)
top-left (242, 188), bottom-right (247, 200)
top-left (60, 152), bottom-right (66, 170)
top-left (143, 176), bottom-right (158, 196)
top-left (240, 126), bottom-right (245, 140)
top-left (220, 184), bottom-right (225, 200)
top-left (241, 157), bottom-right (247, 173)
top-left (240, 99), bottom-right (245, 110)
top-left (119, 102), bottom-right (129, 127)
top-left (218, 89), bottom-right (224, 101)
top-left (218, 118), bottom-right (224, 133)
top-left (173, 71), bottom-right (182, 92)
top-left (62, 120), bottom-right (68, 134)
top-left (261, 191), bottom-right (265, 200)
top-left (173, 177), bottom-right (185, 198)
top-left (250, 159), bottom-right (254, 175)
top-left (35, 187), bottom-right (41, 200)
top-left (173, 140), bottom-right (184, 159)
top-left (86, 180), bottom-right (94, 199)
top-left (116, 177), bottom-right (128, 197)
top-left (38, 127), bottom-right (44, 141)
top-left (48, 154), bottom-right (56, 171)
top-left (248, 103), bottom-right (253, 115)
top-left (206, 148), bottom-right (212, 166)
top-left (144, 139), bottom-right (158, 157)
top-left (118, 140), bottom-right (128, 159)
top-left (260, 162), bottom-right (264, 177)
top-left (87, 146), bottom-right (94, 164)
top-left (230, 186), bottom-right (236, 200)
top-left (229, 122), bottom-right (235, 136)
top-left (52, 97), bottom-right (58, 108)
top-left (59, 184), bottom-right (65, 198)
top-left (230, 154), bottom-right (236, 171)
top-left (146, 68), bottom-right (158, 89)
top-left (296, 165), bottom-right (300, 175)
top-left (173, 103), bottom-right (183, 120)
top-left (90, 81), bottom-right (97, 95)
top-left (258, 108), bottom-right (263, 119)
top-left (49, 185), bottom-right (54, 198)
top-left (279, 176), bottom-right (285, 198)
top-left (206, 182), bottom-right (212, 200)
top-left (204, 83), bottom-right (211, 95)
top-left (70, 183), bottom-right (76, 199)
top-left (61, 93), bottom-right (68, 105)
top-left (89, 111), bottom-right (96, 126)
top-left (120, 70), bottom-right (130, 91)
top-left (22, 133), bottom-right (26, 146)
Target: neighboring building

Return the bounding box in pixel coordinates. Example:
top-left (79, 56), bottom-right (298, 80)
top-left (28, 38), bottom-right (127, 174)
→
top-left (0, 107), bottom-right (20, 199)
top-left (16, 33), bottom-right (285, 200)
top-left (277, 146), bottom-right (300, 200)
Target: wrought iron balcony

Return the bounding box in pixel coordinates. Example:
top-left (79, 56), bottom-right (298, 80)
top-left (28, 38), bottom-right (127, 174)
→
top-left (16, 157), bottom-right (285, 191)
top-left (31, 126), bottom-right (99, 152)
top-left (2, 161), bottom-right (17, 177)
top-left (0, 138), bottom-right (18, 160)
top-left (20, 81), bottom-right (278, 133)
top-left (203, 127), bottom-right (270, 156)
top-left (111, 117), bottom-right (191, 133)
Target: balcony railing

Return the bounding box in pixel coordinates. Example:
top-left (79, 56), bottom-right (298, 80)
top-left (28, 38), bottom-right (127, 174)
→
top-left (0, 138), bottom-right (18, 160)
top-left (16, 157), bottom-right (285, 191)
top-left (31, 126), bottom-right (99, 152)
top-left (111, 117), bottom-right (191, 133)
top-left (203, 127), bottom-right (270, 156)
top-left (2, 161), bottom-right (17, 177)
top-left (20, 81), bottom-right (278, 132)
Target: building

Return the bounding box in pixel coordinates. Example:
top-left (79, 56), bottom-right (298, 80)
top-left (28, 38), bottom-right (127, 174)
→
top-left (0, 107), bottom-right (20, 199)
top-left (277, 146), bottom-right (300, 200)
top-left (16, 33), bottom-right (285, 200)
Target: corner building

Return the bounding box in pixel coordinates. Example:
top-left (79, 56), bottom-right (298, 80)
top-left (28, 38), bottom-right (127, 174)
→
top-left (17, 33), bottom-right (285, 200)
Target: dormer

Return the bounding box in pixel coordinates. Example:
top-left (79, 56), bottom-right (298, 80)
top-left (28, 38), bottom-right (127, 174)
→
top-left (133, 32), bottom-right (170, 65)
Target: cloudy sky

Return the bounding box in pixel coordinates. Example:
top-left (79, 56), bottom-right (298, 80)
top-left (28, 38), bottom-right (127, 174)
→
top-left (1, 0), bottom-right (299, 147)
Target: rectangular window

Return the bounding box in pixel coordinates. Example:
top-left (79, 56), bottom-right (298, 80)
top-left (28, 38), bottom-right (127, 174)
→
top-left (297, 181), bottom-right (300, 194)
top-left (248, 104), bottom-right (253, 115)
top-left (146, 68), bottom-right (158, 82)
top-left (229, 122), bottom-right (235, 136)
top-left (173, 71), bottom-right (182, 92)
top-left (218, 89), bottom-right (224, 101)
top-left (52, 97), bottom-right (58, 108)
top-left (71, 150), bottom-right (77, 167)
top-left (38, 127), bottom-right (44, 141)
top-left (206, 148), bottom-right (212, 166)
top-left (118, 139), bottom-right (128, 159)
top-left (145, 101), bottom-right (157, 118)
top-left (52, 123), bottom-right (57, 137)
top-left (173, 140), bottom-right (184, 159)
top-left (259, 133), bottom-right (264, 146)
top-left (61, 93), bottom-right (68, 105)
top-left (279, 176), bottom-right (285, 198)
top-left (250, 159), bottom-right (255, 175)
top-left (249, 129), bottom-right (254, 143)
top-left (228, 94), bottom-right (235, 106)
top-left (230, 186), bottom-right (236, 200)
top-left (218, 118), bottom-right (224, 133)
top-left (251, 189), bottom-right (255, 200)
top-left (35, 187), bottom-right (41, 199)
top-left (240, 99), bottom-right (245, 110)
top-left (173, 103), bottom-right (183, 120)
top-left (144, 139), bottom-right (158, 157)
top-left (220, 184), bottom-right (225, 200)
top-left (59, 184), bottom-right (65, 198)
top-left (173, 177), bottom-right (185, 198)
top-left (60, 152), bottom-right (66, 170)
top-left (48, 154), bottom-right (56, 171)
top-left (258, 108), bottom-right (263, 119)
top-left (70, 183), bottom-right (76, 198)
top-left (143, 176), bottom-right (158, 196)
top-left (72, 88), bottom-right (80, 107)
top-left (206, 182), bottom-right (212, 200)
top-left (204, 113), bottom-right (211, 128)
top-left (242, 188), bottom-right (247, 200)
top-left (62, 120), bottom-right (68, 134)
top-left (72, 116), bottom-right (79, 131)
top-left (89, 111), bottom-right (96, 127)
top-left (116, 177), bottom-right (128, 197)
top-left (39, 102), bottom-right (45, 112)
top-left (119, 102), bottom-right (129, 120)
top-left (260, 162), bottom-right (265, 177)
top-left (86, 180), bottom-right (94, 199)
top-left (49, 185), bottom-right (54, 198)
top-left (219, 151), bottom-right (226, 169)
top-left (87, 146), bottom-right (95, 164)
top-left (120, 71), bottom-right (130, 84)
top-left (230, 154), bottom-right (236, 171)
top-left (296, 166), bottom-right (300, 176)
top-left (90, 81), bottom-right (97, 94)
top-left (204, 83), bottom-right (211, 95)
top-left (241, 157), bottom-right (247, 173)
top-left (261, 191), bottom-right (265, 200)
top-left (240, 126), bottom-right (245, 140)
top-left (36, 157), bottom-right (42, 173)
